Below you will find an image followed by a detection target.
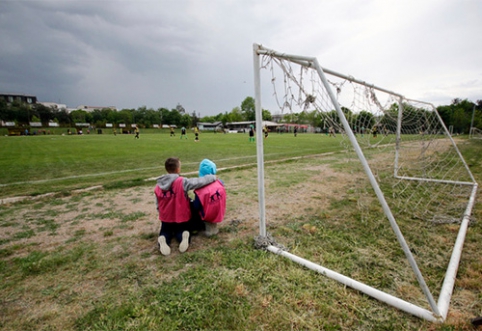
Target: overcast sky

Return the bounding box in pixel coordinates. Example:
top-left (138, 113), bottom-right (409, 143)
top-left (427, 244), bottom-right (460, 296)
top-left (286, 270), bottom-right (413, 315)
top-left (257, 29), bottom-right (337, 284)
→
top-left (1, 0), bottom-right (481, 116)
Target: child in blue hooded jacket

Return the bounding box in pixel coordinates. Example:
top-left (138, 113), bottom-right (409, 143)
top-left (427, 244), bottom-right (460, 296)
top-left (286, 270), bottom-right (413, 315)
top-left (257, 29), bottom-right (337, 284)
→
top-left (192, 159), bottom-right (226, 236)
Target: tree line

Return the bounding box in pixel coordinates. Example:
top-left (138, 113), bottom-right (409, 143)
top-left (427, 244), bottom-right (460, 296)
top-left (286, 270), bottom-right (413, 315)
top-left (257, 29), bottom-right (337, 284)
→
top-left (0, 97), bottom-right (266, 129)
top-left (0, 96), bottom-right (480, 133)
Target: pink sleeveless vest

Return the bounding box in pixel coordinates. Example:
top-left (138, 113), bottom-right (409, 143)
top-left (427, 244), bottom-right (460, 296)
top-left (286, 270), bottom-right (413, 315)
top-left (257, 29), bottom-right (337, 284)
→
top-left (155, 177), bottom-right (191, 223)
top-left (194, 180), bottom-right (226, 223)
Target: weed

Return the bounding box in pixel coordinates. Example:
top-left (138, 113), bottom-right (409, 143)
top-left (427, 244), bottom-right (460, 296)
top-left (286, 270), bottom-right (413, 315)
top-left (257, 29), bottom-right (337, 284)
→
top-left (103, 230), bottom-right (114, 237)
top-left (35, 218), bottom-right (60, 233)
top-left (13, 229), bottom-right (35, 240)
top-left (120, 211), bottom-right (146, 223)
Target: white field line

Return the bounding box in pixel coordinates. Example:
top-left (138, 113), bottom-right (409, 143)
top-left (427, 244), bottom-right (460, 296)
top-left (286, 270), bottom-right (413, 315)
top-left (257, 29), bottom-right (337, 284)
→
top-left (0, 155), bottom-right (255, 188)
top-left (0, 152), bottom-right (334, 205)
top-left (0, 150), bottom-right (326, 188)
top-left (0, 166), bottom-right (161, 188)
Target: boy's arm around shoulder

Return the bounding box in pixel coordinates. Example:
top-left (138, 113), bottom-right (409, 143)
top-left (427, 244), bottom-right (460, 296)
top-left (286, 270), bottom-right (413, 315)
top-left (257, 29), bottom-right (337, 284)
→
top-left (183, 174), bottom-right (216, 191)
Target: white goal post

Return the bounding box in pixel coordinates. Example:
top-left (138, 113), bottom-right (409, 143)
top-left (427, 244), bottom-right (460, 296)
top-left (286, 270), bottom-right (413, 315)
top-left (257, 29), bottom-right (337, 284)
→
top-left (252, 44), bottom-right (478, 322)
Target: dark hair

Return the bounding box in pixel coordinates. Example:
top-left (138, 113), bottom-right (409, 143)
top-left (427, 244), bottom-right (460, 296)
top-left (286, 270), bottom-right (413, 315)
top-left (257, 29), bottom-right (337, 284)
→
top-left (165, 157), bottom-right (180, 173)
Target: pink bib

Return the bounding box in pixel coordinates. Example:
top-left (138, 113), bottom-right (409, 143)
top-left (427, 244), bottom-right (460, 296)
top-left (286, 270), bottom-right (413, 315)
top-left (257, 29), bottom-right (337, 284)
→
top-left (194, 180), bottom-right (226, 223)
top-left (155, 177), bottom-right (191, 223)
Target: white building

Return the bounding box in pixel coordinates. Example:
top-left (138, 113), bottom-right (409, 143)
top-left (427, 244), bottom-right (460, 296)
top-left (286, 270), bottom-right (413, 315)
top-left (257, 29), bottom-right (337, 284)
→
top-left (38, 102), bottom-right (67, 111)
top-left (75, 105), bottom-right (117, 112)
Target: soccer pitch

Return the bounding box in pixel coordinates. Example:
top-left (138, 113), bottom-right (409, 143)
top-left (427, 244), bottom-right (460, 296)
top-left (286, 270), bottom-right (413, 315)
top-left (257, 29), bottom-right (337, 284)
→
top-left (0, 131), bottom-right (480, 329)
top-left (0, 131), bottom-right (344, 198)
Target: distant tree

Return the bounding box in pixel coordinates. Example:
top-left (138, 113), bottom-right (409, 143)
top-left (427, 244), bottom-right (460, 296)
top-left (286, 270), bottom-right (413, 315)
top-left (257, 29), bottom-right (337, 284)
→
top-left (70, 110), bottom-right (88, 124)
top-left (134, 106), bottom-right (148, 126)
top-left (298, 110), bottom-right (310, 124)
top-left (131, 106), bottom-right (158, 128)
top-left (437, 98), bottom-right (477, 133)
top-left (477, 100), bottom-right (482, 108)
top-left (452, 98), bottom-right (461, 105)
top-left (436, 104), bottom-right (451, 128)
top-left (117, 109), bottom-right (133, 124)
top-left (54, 109), bottom-right (71, 126)
top-left (107, 110), bottom-right (121, 124)
top-left (191, 110), bottom-right (200, 127)
top-left (180, 114), bottom-right (191, 128)
top-left (85, 112), bottom-right (93, 124)
top-left (10, 100), bottom-right (31, 124)
top-left (228, 107), bottom-right (244, 122)
top-left (33, 104), bottom-right (54, 124)
top-left (456, 99), bottom-right (478, 133)
top-left (341, 107), bottom-right (355, 123)
top-left (200, 115), bottom-right (216, 123)
top-left (91, 109), bottom-right (105, 126)
top-left (0, 99), bottom-right (14, 121)
top-left (241, 97), bottom-right (255, 121)
top-left (356, 110), bottom-right (374, 129)
top-left (473, 100), bottom-right (482, 129)
top-left (283, 113), bottom-right (294, 123)
top-left (100, 108), bottom-right (115, 121)
top-left (170, 108), bottom-right (182, 126)
top-left (309, 110), bottom-right (324, 129)
top-left (143, 108), bottom-right (160, 128)
top-left (215, 111), bottom-right (231, 126)
top-left (176, 103), bottom-right (186, 114)
top-left (262, 109), bottom-right (272, 121)
top-left (213, 113), bottom-right (225, 122)
top-left (158, 107), bottom-right (170, 126)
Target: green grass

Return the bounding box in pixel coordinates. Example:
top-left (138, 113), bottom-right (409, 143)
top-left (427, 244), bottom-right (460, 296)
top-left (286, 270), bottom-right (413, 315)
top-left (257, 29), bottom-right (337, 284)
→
top-left (0, 131), bottom-right (344, 198)
top-left (0, 133), bottom-right (480, 330)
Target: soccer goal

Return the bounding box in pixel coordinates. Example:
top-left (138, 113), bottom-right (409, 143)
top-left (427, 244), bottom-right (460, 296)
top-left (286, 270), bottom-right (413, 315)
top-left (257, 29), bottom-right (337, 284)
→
top-left (252, 44), bottom-right (478, 322)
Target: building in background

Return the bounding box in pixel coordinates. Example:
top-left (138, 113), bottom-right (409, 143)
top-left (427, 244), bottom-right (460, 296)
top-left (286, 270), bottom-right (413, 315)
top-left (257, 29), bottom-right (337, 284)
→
top-left (0, 93), bottom-right (37, 105)
top-left (75, 105), bottom-right (117, 112)
top-left (38, 102), bottom-right (67, 110)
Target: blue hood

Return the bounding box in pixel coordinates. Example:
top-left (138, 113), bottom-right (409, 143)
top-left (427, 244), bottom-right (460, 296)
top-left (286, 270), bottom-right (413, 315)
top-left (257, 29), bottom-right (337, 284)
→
top-left (199, 159), bottom-right (217, 177)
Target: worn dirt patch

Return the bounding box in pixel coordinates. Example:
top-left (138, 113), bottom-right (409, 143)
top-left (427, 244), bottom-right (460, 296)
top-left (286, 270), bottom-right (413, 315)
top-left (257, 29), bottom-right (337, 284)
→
top-left (1, 157), bottom-right (352, 258)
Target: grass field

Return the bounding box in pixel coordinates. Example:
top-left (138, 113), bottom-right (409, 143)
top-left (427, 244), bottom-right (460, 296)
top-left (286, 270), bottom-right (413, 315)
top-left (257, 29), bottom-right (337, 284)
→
top-left (0, 132), bottom-right (481, 330)
top-left (0, 130), bottom-right (345, 199)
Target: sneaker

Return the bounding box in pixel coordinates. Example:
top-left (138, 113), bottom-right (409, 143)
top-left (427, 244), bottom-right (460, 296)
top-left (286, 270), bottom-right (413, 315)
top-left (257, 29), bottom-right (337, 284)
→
top-left (158, 236), bottom-right (171, 256)
top-left (204, 222), bottom-right (219, 237)
top-left (179, 231), bottom-right (190, 253)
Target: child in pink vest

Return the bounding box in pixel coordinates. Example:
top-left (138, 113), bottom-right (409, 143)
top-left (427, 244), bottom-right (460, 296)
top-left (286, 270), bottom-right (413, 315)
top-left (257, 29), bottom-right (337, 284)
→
top-left (192, 159), bottom-right (226, 236)
top-left (154, 157), bottom-right (216, 256)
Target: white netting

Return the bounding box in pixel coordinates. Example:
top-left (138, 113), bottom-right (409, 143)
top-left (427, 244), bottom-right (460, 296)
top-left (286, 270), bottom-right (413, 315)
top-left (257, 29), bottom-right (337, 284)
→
top-left (470, 127), bottom-right (482, 139)
top-left (261, 53), bottom-right (476, 224)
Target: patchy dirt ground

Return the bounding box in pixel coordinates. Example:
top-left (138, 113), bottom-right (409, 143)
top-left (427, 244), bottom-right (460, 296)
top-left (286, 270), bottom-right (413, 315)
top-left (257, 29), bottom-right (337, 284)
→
top-left (1, 157), bottom-right (355, 258)
top-left (1, 138), bottom-right (467, 257)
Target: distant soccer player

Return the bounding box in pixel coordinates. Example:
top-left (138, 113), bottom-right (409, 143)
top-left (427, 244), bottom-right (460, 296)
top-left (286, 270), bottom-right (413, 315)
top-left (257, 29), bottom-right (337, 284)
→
top-left (170, 126), bottom-right (175, 137)
top-left (329, 126), bottom-right (336, 137)
top-left (134, 127), bottom-right (139, 139)
top-left (194, 126), bottom-right (199, 142)
top-left (180, 126), bottom-right (188, 139)
top-left (372, 125), bottom-right (378, 138)
top-left (249, 125), bottom-right (255, 142)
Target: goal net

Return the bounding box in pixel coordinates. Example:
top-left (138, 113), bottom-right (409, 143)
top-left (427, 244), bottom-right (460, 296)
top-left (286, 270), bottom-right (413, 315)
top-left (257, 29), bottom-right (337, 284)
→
top-left (253, 44), bottom-right (478, 322)
top-left (470, 127), bottom-right (482, 139)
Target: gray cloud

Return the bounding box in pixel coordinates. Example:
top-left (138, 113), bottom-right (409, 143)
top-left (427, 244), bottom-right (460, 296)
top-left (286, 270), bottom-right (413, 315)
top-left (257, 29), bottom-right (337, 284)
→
top-left (1, 0), bottom-right (481, 116)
